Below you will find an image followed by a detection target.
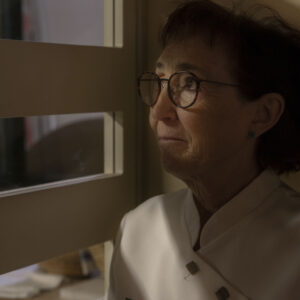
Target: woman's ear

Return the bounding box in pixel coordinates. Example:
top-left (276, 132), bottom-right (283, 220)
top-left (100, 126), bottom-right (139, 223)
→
top-left (251, 93), bottom-right (285, 137)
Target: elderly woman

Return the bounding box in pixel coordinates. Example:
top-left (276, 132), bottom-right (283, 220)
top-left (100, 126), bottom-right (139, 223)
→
top-left (107, 1), bottom-right (300, 299)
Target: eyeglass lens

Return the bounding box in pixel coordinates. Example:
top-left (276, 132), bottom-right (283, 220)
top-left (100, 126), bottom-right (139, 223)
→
top-left (170, 72), bottom-right (198, 107)
top-left (138, 72), bottom-right (198, 108)
top-left (138, 73), bottom-right (160, 106)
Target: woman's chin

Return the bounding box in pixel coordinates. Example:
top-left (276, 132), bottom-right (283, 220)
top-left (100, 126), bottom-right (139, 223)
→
top-left (160, 150), bottom-right (190, 175)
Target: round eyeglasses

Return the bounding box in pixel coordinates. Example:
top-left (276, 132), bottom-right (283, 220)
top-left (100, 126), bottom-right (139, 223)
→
top-left (137, 71), bottom-right (239, 108)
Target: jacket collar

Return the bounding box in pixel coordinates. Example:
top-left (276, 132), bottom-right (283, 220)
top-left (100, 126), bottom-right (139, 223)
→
top-left (183, 169), bottom-right (281, 249)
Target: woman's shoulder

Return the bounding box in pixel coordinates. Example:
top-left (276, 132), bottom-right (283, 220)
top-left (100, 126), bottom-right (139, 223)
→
top-left (122, 188), bottom-right (190, 229)
top-left (257, 180), bottom-right (300, 250)
top-left (273, 180), bottom-right (300, 217)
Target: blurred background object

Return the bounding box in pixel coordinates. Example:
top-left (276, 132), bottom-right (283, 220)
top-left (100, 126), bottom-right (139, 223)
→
top-left (0, 113), bottom-right (104, 192)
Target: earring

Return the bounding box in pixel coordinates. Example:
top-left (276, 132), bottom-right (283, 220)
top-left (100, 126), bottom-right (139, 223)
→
top-left (248, 131), bottom-right (256, 139)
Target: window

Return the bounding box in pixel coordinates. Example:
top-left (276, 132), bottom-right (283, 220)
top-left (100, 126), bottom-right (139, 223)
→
top-left (0, 0), bottom-right (136, 278)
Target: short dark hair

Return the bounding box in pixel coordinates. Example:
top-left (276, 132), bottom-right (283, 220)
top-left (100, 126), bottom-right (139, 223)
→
top-left (160, 0), bottom-right (300, 174)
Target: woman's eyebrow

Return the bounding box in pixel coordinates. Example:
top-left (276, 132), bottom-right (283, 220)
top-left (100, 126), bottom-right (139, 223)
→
top-left (175, 62), bottom-right (209, 77)
top-left (155, 61), bottom-right (209, 77)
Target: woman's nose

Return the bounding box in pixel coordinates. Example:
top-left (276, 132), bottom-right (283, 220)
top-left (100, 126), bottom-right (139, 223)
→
top-left (150, 84), bottom-right (177, 121)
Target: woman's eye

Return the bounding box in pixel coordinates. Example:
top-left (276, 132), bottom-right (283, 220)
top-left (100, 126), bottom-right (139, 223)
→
top-left (184, 77), bottom-right (196, 89)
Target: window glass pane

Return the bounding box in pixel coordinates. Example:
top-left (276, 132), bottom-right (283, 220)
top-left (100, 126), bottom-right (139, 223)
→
top-left (0, 0), bottom-right (113, 46)
top-left (0, 112), bottom-right (104, 192)
top-left (22, 0), bottom-right (105, 46)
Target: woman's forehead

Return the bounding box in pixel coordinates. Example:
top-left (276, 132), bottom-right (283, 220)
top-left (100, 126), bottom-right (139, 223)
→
top-left (156, 39), bottom-right (231, 79)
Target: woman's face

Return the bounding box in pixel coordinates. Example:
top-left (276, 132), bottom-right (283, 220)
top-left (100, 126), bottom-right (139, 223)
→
top-left (149, 38), bottom-right (258, 180)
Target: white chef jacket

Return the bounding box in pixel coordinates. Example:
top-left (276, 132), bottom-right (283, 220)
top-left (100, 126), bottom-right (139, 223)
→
top-left (106, 169), bottom-right (300, 300)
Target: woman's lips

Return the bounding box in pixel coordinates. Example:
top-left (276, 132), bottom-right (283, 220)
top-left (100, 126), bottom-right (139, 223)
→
top-left (158, 136), bottom-right (186, 143)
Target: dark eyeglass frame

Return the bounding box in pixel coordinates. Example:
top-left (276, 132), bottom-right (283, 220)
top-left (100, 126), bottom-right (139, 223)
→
top-left (137, 71), bottom-right (239, 108)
